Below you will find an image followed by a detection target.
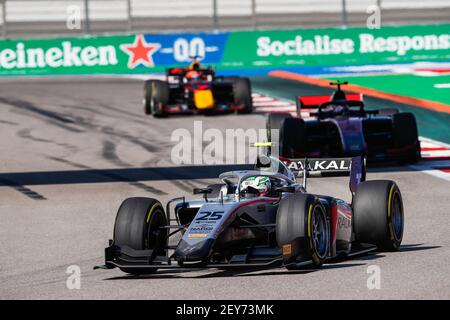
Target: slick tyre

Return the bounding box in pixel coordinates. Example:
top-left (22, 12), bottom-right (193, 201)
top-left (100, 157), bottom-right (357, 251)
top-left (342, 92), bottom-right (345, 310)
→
top-left (144, 80), bottom-right (169, 118)
top-left (353, 180), bottom-right (404, 251)
top-left (276, 193), bottom-right (330, 269)
top-left (113, 197), bottom-right (168, 275)
top-left (266, 113), bottom-right (292, 155)
top-left (266, 113), bottom-right (292, 141)
top-left (233, 77), bottom-right (253, 114)
top-left (280, 118), bottom-right (306, 157)
top-left (392, 112), bottom-right (420, 162)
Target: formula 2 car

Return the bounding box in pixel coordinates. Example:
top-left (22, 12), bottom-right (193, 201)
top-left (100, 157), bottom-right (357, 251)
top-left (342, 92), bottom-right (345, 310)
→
top-left (267, 81), bottom-right (420, 163)
top-left (95, 152), bottom-right (404, 275)
top-left (143, 57), bottom-right (253, 117)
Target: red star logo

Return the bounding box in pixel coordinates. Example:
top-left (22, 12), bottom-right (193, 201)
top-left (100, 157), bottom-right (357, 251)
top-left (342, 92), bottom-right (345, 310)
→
top-left (120, 35), bottom-right (160, 69)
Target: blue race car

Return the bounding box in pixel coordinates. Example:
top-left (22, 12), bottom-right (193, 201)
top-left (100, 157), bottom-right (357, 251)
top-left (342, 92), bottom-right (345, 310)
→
top-left (267, 81), bottom-right (420, 163)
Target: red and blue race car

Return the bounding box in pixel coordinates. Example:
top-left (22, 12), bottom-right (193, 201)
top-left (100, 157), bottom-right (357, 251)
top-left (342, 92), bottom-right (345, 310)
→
top-left (267, 81), bottom-right (421, 163)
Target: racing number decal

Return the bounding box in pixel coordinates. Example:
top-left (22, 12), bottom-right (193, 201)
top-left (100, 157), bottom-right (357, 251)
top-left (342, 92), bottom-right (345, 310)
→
top-left (196, 211), bottom-right (224, 221)
top-left (173, 38), bottom-right (206, 62)
top-left (188, 211), bottom-right (225, 239)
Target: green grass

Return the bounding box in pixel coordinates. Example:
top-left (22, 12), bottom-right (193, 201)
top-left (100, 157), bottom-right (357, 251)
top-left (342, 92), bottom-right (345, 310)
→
top-left (332, 73), bottom-right (450, 106)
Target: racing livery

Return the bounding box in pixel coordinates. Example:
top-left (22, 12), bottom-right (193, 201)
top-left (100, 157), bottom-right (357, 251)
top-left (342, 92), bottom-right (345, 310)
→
top-left (95, 153), bottom-right (404, 275)
top-left (143, 57), bottom-right (253, 117)
top-left (267, 81), bottom-right (421, 162)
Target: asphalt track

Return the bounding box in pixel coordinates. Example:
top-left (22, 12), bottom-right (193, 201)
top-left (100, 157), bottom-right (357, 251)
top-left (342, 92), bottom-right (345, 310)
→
top-left (0, 76), bottom-right (449, 300)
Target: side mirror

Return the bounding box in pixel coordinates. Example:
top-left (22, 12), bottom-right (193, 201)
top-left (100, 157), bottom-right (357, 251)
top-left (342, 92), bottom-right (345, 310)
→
top-left (193, 188), bottom-right (212, 195)
top-left (275, 186), bottom-right (296, 193)
top-left (193, 188), bottom-right (213, 202)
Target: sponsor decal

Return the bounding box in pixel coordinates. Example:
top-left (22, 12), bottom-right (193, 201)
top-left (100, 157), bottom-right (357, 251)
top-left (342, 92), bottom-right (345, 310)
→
top-left (285, 159), bottom-right (351, 171)
top-left (282, 244), bottom-right (292, 255)
top-left (0, 32), bottom-right (228, 76)
top-left (255, 33), bottom-right (450, 58)
top-left (257, 35), bottom-right (355, 57)
top-left (359, 33), bottom-right (450, 56)
top-left (188, 233), bottom-right (208, 239)
top-left (223, 24), bottom-right (450, 68)
top-left (120, 35), bottom-right (160, 68)
top-left (190, 223), bottom-right (214, 233)
top-left (0, 41), bottom-right (118, 70)
top-left (338, 215), bottom-right (351, 229)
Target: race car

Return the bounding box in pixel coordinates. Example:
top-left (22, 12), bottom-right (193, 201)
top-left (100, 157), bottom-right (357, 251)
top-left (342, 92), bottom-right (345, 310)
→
top-left (143, 57), bottom-right (253, 117)
top-left (95, 152), bottom-right (404, 275)
top-left (266, 81), bottom-right (420, 163)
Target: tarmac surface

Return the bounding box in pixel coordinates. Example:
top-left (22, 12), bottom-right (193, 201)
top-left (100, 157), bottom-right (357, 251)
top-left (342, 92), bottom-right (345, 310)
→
top-left (0, 76), bottom-right (449, 299)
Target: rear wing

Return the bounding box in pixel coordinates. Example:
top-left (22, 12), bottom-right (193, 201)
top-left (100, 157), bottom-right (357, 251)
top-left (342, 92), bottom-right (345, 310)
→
top-left (166, 67), bottom-right (215, 76)
top-left (281, 156), bottom-right (366, 193)
top-left (295, 94), bottom-right (364, 117)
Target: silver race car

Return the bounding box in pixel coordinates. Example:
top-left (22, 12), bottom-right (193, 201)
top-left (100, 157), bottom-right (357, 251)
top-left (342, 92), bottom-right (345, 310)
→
top-left (95, 152), bottom-right (404, 275)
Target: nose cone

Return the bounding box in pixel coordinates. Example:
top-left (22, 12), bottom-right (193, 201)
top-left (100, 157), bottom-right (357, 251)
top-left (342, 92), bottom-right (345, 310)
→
top-left (173, 238), bottom-right (214, 263)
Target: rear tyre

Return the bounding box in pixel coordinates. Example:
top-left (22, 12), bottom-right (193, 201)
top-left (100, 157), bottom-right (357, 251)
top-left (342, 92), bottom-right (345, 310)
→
top-left (144, 80), bottom-right (170, 118)
top-left (266, 113), bottom-right (292, 141)
top-left (392, 112), bottom-right (420, 163)
top-left (276, 193), bottom-right (329, 269)
top-left (266, 113), bottom-right (292, 155)
top-left (113, 197), bottom-right (168, 275)
top-left (280, 118), bottom-right (306, 157)
top-left (353, 180), bottom-right (404, 251)
top-left (233, 77), bottom-right (253, 114)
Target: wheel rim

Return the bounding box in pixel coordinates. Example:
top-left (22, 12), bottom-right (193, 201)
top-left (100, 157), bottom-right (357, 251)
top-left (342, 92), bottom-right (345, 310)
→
top-left (391, 191), bottom-right (403, 241)
top-left (311, 205), bottom-right (328, 258)
top-left (146, 209), bottom-right (167, 254)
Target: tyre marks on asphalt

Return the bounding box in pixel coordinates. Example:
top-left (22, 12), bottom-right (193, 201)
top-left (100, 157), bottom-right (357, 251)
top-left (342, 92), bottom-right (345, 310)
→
top-left (0, 178), bottom-right (47, 200)
top-left (99, 139), bottom-right (197, 193)
top-left (47, 156), bottom-right (168, 195)
top-left (102, 140), bottom-right (131, 168)
top-left (17, 128), bottom-right (79, 154)
top-left (0, 96), bottom-right (84, 133)
top-left (0, 119), bottom-right (18, 126)
top-left (1, 92), bottom-right (180, 196)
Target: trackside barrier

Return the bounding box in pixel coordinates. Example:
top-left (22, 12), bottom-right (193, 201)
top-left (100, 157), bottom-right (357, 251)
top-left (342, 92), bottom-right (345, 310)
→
top-left (0, 24), bottom-right (449, 76)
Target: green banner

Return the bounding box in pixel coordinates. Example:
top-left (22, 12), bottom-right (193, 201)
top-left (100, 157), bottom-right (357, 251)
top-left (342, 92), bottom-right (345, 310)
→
top-left (0, 24), bottom-right (449, 76)
top-left (222, 24), bottom-right (450, 68)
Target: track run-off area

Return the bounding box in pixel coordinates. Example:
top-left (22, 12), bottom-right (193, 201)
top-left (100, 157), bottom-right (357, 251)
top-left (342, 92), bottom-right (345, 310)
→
top-left (0, 76), bottom-right (449, 299)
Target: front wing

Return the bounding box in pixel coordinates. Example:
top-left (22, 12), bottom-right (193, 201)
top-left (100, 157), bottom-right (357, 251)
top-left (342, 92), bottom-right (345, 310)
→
top-left (94, 241), bottom-right (377, 272)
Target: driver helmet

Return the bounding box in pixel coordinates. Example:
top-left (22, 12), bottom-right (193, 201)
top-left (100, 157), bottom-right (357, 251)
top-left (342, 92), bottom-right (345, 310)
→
top-left (331, 89), bottom-right (347, 102)
top-left (189, 61), bottom-right (201, 71)
top-left (240, 176), bottom-right (271, 196)
top-left (185, 70), bottom-right (200, 81)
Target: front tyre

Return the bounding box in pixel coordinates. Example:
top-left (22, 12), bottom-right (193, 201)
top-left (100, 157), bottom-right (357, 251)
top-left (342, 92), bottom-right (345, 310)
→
top-left (113, 197), bottom-right (168, 275)
top-left (276, 193), bottom-right (329, 269)
top-left (143, 80), bottom-right (169, 118)
top-left (353, 180), bottom-right (404, 251)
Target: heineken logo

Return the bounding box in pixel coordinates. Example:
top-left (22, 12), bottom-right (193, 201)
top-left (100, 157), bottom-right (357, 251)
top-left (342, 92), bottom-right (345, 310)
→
top-left (0, 41), bottom-right (118, 69)
top-left (120, 35), bottom-right (160, 68)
